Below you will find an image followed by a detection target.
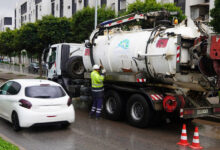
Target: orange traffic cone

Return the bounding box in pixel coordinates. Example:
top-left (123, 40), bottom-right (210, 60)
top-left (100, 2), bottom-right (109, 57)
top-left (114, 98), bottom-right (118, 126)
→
top-left (177, 124), bottom-right (189, 146)
top-left (189, 127), bottom-right (203, 149)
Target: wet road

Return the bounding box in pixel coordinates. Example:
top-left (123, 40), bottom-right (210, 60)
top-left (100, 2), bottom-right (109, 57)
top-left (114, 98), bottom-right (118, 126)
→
top-left (0, 108), bottom-right (220, 150)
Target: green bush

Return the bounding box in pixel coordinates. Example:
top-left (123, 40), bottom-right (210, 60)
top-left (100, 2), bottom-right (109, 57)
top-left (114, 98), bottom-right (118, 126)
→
top-left (210, 0), bottom-right (220, 33)
top-left (126, 0), bottom-right (185, 23)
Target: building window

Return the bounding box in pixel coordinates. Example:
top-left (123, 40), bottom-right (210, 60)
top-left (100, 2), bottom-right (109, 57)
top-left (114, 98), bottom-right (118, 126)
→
top-left (35, 0), bottom-right (42, 4)
top-left (84, 0), bottom-right (88, 7)
top-left (60, 0), bottom-right (64, 17)
top-left (21, 16), bottom-right (24, 24)
top-left (118, 0), bottom-right (126, 13)
top-left (36, 5), bottom-right (38, 20)
top-left (21, 2), bottom-right (27, 15)
top-left (29, 14), bottom-right (31, 22)
top-left (101, 0), bottom-right (107, 7)
top-left (51, 2), bottom-right (55, 16)
top-left (15, 9), bottom-right (17, 29)
top-left (72, 0), bottom-right (77, 15)
top-left (4, 17), bottom-right (12, 25)
top-left (174, 0), bottom-right (185, 14)
top-left (51, 0), bottom-right (55, 16)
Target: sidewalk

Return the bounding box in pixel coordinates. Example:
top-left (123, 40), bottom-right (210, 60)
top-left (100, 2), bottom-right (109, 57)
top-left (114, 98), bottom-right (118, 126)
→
top-left (0, 68), bottom-right (40, 80)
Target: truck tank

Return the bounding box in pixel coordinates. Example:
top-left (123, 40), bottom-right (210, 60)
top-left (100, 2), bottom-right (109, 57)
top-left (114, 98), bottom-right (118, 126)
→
top-left (83, 13), bottom-right (219, 92)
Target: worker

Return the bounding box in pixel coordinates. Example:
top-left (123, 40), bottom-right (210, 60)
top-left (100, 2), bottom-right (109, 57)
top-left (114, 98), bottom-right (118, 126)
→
top-left (90, 64), bottom-right (106, 120)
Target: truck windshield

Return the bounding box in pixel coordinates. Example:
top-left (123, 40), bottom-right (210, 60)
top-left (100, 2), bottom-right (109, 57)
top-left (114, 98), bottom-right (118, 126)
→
top-left (25, 86), bottom-right (66, 98)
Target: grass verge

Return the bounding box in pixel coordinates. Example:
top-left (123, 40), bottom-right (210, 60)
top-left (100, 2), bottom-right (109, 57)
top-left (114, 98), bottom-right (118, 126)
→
top-left (17, 74), bottom-right (26, 77)
top-left (35, 76), bottom-right (47, 79)
top-left (0, 137), bottom-right (19, 150)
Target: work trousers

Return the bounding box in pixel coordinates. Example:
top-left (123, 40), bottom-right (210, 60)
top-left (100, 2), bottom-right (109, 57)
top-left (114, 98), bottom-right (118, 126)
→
top-left (90, 88), bottom-right (104, 118)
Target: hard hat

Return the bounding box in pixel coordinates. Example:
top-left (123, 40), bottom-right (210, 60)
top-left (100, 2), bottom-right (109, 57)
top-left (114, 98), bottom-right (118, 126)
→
top-left (93, 64), bottom-right (100, 70)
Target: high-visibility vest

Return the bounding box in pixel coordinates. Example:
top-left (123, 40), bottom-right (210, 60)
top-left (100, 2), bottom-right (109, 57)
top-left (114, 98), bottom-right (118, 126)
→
top-left (91, 70), bottom-right (104, 88)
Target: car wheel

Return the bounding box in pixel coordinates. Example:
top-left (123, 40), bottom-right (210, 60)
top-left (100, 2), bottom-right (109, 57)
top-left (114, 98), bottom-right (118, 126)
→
top-left (126, 94), bottom-right (152, 128)
top-left (103, 90), bottom-right (124, 121)
top-left (11, 112), bottom-right (21, 131)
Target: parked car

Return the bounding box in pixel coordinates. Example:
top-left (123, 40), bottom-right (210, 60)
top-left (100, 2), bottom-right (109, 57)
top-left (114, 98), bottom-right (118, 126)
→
top-left (2, 58), bottom-right (10, 63)
top-left (41, 63), bottom-right (48, 75)
top-left (28, 62), bottom-right (39, 73)
top-left (0, 79), bottom-right (75, 131)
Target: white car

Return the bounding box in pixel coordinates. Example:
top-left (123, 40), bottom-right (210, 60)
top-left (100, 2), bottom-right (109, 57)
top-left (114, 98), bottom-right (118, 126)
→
top-left (0, 79), bottom-right (75, 131)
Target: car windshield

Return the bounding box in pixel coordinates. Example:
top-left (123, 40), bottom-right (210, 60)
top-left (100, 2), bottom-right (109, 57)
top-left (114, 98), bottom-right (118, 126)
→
top-left (25, 85), bottom-right (66, 98)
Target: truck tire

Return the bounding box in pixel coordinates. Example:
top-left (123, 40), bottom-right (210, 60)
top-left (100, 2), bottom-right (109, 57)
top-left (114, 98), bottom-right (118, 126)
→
top-left (103, 90), bottom-right (124, 121)
top-left (66, 56), bottom-right (85, 78)
top-left (126, 94), bottom-right (152, 128)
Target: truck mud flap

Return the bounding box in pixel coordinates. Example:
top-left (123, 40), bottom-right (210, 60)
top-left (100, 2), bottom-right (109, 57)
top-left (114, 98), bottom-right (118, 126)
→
top-left (180, 106), bottom-right (220, 119)
top-left (144, 92), bottom-right (164, 111)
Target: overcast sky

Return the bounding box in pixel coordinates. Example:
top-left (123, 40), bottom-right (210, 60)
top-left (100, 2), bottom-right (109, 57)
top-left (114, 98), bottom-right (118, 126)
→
top-left (0, 0), bottom-right (19, 17)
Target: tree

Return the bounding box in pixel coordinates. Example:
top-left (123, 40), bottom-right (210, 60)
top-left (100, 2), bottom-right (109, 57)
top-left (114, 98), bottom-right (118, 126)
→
top-left (210, 0), bottom-right (220, 33)
top-left (17, 22), bottom-right (44, 75)
top-left (37, 15), bottom-right (73, 49)
top-left (36, 16), bottom-right (74, 76)
top-left (126, 0), bottom-right (185, 23)
top-left (0, 28), bottom-right (16, 62)
top-left (71, 6), bottom-right (115, 43)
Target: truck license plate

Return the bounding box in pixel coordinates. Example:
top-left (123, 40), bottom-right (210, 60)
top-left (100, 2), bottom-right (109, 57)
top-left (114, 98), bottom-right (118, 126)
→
top-left (197, 109), bottom-right (208, 115)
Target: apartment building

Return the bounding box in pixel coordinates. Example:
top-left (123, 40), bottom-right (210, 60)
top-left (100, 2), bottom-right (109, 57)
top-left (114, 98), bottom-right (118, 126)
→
top-left (15, 0), bottom-right (112, 29)
top-left (0, 17), bottom-right (13, 32)
top-left (15, 0), bottom-right (180, 29)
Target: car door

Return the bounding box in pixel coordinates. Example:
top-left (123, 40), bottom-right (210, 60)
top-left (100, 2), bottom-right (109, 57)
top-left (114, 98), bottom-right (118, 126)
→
top-left (0, 81), bottom-right (13, 118)
top-left (3, 82), bottom-right (21, 120)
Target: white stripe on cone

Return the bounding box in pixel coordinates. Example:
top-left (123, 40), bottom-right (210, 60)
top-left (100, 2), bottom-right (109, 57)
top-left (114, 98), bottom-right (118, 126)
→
top-left (181, 136), bottom-right (187, 140)
top-left (194, 132), bottom-right (199, 136)
top-left (192, 139), bottom-right (200, 143)
top-left (182, 129), bottom-right (186, 133)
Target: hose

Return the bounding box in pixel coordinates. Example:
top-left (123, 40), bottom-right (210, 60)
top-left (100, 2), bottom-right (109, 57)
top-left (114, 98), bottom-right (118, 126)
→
top-left (90, 29), bottom-right (103, 66)
top-left (144, 25), bottom-right (161, 78)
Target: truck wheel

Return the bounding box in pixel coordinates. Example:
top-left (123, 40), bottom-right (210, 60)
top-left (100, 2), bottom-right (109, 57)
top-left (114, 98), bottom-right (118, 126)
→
top-left (103, 90), bottom-right (124, 121)
top-left (126, 94), bottom-right (152, 128)
top-left (66, 56), bottom-right (85, 78)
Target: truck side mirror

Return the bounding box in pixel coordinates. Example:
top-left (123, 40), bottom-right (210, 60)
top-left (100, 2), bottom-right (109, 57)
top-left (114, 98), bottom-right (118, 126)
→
top-left (85, 40), bottom-right (92, 48)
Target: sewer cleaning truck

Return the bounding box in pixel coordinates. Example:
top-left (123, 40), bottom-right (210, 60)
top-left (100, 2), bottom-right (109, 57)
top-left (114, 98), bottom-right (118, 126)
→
top-left (44, 11), bottom-right (220, 128)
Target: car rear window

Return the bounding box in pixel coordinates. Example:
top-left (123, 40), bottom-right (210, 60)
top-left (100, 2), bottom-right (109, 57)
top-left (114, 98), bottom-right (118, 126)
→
top-left (25, 86), bottom-right (66, 98)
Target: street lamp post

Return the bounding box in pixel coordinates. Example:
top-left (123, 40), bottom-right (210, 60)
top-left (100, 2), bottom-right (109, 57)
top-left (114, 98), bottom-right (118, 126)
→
top-left (95, 0), bottom-right (98, 29)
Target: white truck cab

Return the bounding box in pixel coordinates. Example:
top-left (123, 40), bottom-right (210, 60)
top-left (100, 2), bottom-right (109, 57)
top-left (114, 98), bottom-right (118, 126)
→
top-left (46, 43), bottom-right (84, 80)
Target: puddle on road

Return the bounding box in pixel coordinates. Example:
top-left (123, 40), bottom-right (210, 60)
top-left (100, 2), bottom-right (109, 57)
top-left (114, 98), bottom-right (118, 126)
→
top-left (193, 119), bottom-right (220, 140)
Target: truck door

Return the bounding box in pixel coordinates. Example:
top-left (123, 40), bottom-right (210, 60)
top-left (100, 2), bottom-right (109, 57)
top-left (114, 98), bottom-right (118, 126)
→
top-left (47, 47), bottom-right (57, 79)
